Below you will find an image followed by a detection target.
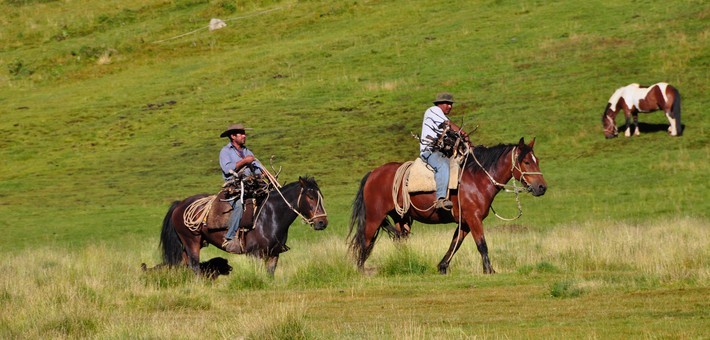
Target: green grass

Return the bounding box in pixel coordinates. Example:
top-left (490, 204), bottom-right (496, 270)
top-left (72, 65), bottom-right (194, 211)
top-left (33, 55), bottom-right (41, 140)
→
top-left (0, 0), bottom-right (708, 337)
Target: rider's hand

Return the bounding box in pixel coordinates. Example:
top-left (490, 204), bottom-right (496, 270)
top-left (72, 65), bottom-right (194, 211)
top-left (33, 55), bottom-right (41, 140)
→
top-left (243, 155), bottom-right (255, 164)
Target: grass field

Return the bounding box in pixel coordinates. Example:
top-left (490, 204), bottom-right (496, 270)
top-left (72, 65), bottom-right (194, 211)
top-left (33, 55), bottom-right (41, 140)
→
top-left (0, 0), bottom-right (708, 338)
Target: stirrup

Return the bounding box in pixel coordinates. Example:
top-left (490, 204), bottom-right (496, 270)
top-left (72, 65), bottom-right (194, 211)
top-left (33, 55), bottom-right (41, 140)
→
top-left (435, 199), bottom-right (453, 210)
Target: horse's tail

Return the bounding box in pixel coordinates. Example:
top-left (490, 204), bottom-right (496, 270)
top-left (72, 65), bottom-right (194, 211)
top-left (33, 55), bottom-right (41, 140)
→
top-left (348, 172), bottom-right (378, 268)
top-left (671, 86), bottom-right (682, 136)
top-left (159, 201), bottom-right (184, 266)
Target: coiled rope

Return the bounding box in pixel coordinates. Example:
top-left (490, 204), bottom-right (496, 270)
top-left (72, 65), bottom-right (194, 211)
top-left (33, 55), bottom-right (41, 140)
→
top-left (183, 195), bottom-right (219, 232)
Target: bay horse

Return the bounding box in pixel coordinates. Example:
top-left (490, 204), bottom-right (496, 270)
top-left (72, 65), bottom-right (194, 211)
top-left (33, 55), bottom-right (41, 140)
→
top-left (601, 82), bottom-right (682, 138)
top-left (348, 138), bottom-right (547, 274)
top-left (159, 176), bottom-right (328, 276)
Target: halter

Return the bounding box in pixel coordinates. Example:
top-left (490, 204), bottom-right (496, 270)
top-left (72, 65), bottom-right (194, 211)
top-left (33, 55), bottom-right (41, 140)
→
top-left (604, 113), bottom-right (618, 136)
top-left (270, 183), bottom-right (328, 227)
top-left (470, 145), bottom-right (543, 221)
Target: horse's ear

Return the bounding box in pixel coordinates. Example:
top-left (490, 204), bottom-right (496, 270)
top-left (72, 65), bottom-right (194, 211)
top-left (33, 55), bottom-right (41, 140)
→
top-left (298, 176), bottom-right (306, 186)
top-left (528, 137), bottom-right (536, 148)
top-left (518, 137), bottom-right (525, 146)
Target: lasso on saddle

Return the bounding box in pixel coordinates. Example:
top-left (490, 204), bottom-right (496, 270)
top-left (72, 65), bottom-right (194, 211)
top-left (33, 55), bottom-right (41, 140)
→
top-left (392, 129), bottom-right (469, 215)
top-left (183, 171), bottom-right (272, 233)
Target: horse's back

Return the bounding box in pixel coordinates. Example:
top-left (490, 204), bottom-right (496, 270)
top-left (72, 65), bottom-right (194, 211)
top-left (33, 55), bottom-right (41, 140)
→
top-left (363, 162), bottom-right (404, 203)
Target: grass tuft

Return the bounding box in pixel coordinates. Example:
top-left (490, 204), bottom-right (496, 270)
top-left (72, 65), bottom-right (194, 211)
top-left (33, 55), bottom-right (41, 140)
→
top-left (247, 313), bottom-right (310, 340)
top-left (378, 244), bottom-right (434, 276)
top-left (226, 261), bottom-right (271, 290)
top-left (288, 255), bottom-right (358, 288)
top-left (549, 280), bottom-right (584, 298)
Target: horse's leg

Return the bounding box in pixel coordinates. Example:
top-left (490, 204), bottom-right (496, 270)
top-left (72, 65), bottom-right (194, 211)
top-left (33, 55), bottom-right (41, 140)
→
top-left (358, 218), bottom-right (383, 270)
top-left (665, 108), bottom-right (678, 136)
top-left (467, 218), bottom-right (495, 274)
top-left (476, 235), bottom-right (495, 274)
top-left (632, 112), bottom-right (640, 136)
top-left (437, 224), bottom-right (470, 274)
top-left (623, 109), bottom-right (633, 137)
top-left (179, 236), bottom-right (202, 274)
top-left (265, 256), bottom-right (279, 277)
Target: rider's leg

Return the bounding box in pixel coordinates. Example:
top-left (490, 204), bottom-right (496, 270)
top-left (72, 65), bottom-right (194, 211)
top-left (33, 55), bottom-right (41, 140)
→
top-left (422, 151), bottom-right (452, 209)
top-left (225, 199), bottom-right (244, 241)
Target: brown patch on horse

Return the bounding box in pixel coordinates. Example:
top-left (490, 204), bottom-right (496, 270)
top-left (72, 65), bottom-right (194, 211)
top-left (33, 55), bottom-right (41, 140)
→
top-left (637, 85), bottom-right (663, 111)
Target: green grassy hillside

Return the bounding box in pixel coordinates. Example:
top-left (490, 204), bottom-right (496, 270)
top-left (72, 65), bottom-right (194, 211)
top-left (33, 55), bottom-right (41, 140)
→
top-left (1, 0), bottom-right (708, 337)
top-left (1, 0), bottom-right (707, 250)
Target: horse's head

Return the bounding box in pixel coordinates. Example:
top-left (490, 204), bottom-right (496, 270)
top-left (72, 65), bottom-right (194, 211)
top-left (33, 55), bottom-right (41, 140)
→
top-left (601, 103), bottom-right (619, 138)
top-left (297, 176), bottom-right (328, 230)
top-left (513, 138), bottom-right (547, 196)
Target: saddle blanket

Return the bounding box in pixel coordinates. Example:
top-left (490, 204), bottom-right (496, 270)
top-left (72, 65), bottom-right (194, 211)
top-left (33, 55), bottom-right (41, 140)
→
top-left (406, 157), bottom-right (460, 193)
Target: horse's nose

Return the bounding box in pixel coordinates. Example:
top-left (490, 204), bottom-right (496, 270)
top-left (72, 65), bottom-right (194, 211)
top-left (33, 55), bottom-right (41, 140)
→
top-left (535, 184), bottom-right (547, 196)
top-left (314, 219), bottom-right (328, 230)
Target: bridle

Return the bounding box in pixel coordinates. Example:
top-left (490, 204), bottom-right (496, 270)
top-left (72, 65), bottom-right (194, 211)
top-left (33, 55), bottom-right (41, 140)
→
top-left (270, 183), bottom-right (328, 227)
top-left (471, 146), bottom-right (542, 193)
top-left (604, 111), bottom-right (618, 136)
top-left (470, 145), bottom-right (543, 220)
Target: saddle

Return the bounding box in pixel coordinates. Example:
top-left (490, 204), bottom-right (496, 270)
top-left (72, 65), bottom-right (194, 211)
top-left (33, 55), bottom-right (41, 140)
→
top-left (184, 174), bottom-right (270, 233)
top-left (404, 156), bottom-right (462, 193)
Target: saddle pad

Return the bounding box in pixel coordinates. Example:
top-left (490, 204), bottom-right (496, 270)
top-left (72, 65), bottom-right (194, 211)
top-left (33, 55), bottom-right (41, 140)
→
top-left (407, 157), bottom-right (460, 193)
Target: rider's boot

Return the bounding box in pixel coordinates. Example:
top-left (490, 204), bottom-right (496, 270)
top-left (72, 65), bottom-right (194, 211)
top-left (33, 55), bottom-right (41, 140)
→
top-left (435, 198), bottom-right (453, 210)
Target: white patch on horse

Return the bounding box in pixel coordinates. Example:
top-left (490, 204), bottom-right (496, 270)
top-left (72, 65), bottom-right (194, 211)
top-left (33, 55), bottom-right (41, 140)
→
top-left (607, 86), bottom-right (627, 112)
top-left (531, 154), bottom-right (537, 164)
top-left (666, 112), bottom-right (678, 136)
top-left (656, 82), bottom-right (669, 102)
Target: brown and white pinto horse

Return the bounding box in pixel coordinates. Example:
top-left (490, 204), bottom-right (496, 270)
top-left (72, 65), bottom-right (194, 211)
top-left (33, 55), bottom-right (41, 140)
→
top-left (348, 138), bottom-right (547, 275)
top-left (601, 82), bottom-right (682, 138)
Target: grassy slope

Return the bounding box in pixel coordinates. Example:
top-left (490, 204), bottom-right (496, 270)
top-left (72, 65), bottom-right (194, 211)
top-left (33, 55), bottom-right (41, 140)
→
top-left (0, 0), bottom-right (708, 336)
top-left (1, 0), bottom-right (707, 250)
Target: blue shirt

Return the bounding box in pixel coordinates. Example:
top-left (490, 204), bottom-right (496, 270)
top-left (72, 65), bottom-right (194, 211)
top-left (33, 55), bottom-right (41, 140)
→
top-left (219, 143), bottom-right (262, 181)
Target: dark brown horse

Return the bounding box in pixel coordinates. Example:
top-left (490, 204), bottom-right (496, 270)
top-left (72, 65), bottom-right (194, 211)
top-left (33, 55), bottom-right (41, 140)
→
top-left (159, 176), bottom-right (328, 276)
top-left (348, 138), bottom-right (546, 274)
top-left (601, 82), bottom-right (682, 138)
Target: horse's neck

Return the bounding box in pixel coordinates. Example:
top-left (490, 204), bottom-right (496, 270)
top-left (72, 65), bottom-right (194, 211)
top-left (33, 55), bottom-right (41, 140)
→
top-left (468, 147), bottom-right (514, 192)
top-left (257, 184), bottom-right (300, 231)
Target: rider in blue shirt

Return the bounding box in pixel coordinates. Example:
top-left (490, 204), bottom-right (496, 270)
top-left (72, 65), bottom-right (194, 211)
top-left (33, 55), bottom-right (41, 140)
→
top-left (219, 123), bottom-right (262, 250)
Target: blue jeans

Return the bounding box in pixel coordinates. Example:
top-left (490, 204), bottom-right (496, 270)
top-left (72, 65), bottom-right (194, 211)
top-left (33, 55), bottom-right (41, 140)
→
top-left (225, 199), bottom-right (243, 240)
top-left (421, 150), bottom-right (449, 199)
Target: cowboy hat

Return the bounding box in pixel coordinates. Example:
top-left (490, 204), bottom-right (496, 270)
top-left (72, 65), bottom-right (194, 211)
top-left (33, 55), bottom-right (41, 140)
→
top-left (220, 123), bottom-right (252, 138)
top-left (433, 92), bottom-right (455, 104)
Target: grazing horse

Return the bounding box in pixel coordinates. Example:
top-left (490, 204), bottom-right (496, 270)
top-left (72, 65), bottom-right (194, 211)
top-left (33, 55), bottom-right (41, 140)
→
top-left (159, 176), bottom-right (328, 276)
top-left (601, 82), bottom-right (682, 138)
top-left (348, 138), bottom-right (547, 274)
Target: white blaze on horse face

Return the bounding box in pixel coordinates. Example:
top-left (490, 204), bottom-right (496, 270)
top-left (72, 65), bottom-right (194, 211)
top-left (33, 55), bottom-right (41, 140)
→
top-left (531, 153), bottom-right (538, 165)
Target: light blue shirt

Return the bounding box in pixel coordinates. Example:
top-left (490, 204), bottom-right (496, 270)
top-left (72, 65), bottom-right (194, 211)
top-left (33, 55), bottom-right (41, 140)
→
top-left (420, 106), bottom-right (449, 154)
top-left (219, 143), bottom-right (262, 181)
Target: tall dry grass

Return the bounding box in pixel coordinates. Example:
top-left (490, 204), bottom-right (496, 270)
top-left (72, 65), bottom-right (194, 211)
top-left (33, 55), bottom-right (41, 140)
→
top-left (366, 217), bottom-right (708, 285)
top-left (1, 218), bottom-right (706, 337)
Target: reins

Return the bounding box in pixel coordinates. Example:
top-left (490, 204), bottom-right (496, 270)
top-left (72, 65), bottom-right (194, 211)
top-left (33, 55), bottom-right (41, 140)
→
top-left (269, 182), bottom-right (328, 227)
top-left (469, 145), bottom-right (542, 221)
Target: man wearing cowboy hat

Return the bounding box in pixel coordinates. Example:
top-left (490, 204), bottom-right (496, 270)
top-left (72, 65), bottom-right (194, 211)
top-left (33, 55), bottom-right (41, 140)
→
top-left (420, 92), bottom-right (468, 210)
top-left (219, 123), bottom-right (263, 250)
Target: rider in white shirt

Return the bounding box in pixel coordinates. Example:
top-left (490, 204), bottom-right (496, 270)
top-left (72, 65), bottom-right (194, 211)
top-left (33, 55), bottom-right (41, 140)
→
top-left (420, 92), bottom-right (468, 210)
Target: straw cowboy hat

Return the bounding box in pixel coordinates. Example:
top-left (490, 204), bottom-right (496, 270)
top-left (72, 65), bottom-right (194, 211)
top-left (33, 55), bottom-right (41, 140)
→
top-left (220, 123), bottom-right (252, 138)
top-left (433, 92), bottom-right (455, 104)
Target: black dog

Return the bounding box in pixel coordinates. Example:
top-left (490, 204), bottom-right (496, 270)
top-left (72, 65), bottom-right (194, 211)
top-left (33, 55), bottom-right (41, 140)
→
top-left (141, 257), bottom-right (232, 280)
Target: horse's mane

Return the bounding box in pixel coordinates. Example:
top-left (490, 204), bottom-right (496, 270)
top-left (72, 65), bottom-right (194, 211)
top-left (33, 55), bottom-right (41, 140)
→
top-left (279, 176), bottom-right (319, 192)
top-left (465, 143), bottom-right (531, 172)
